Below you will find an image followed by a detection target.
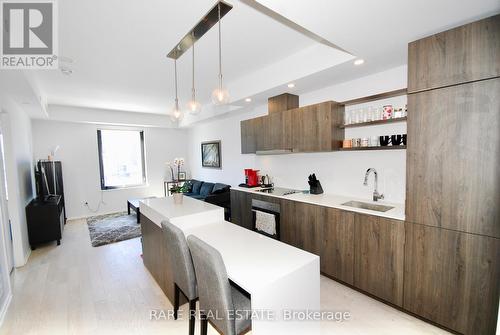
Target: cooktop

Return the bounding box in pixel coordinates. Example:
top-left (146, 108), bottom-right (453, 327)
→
top-left (257, 187), bottom-right (302, 196)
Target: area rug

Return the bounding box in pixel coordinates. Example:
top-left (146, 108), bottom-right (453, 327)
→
top-left (86, 212), bottom-right (141, 247)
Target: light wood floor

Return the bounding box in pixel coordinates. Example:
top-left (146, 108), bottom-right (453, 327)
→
top-left (0, 219), bottom-right (450, 335)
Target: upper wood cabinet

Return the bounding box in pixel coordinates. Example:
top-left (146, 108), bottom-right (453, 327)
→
top-left (268, 93), bottom-right (299, 114)
top-left (257, 111), bottom-right (293, 151)
top-left (406, 78), bottom-right (500, 238)
top-left (408, 14), bottom-right (500, 93)
top-left (321, 208), bottom-right (355, 285)
top-left (354, 214), bottom-right (405, 307)
top-left (404, 223), bottom-right (500, 335)
top-left (240, 100), bottom-right (344, 154)
top-left (291, 101), bottom-right (344, 152)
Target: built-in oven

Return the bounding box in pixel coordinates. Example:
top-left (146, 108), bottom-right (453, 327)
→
top-left (251, 199), bottom-right (280, 240)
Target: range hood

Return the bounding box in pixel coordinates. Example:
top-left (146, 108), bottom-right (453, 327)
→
top-left (256, 149), bottom-right (293, 155)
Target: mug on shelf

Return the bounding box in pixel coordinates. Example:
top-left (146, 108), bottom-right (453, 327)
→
top-left (380, 135), bottom-right (391, 146)
top-left (343, 139), bottom-right (352, 148)
top-left (370, 136), bottom-right (379, 147)
top-left (391, 134), bottom-right (403, 146)
top-left (351, 138), bottom-right (361, 148)
top-left (402, 134), bottom-right (407, 145)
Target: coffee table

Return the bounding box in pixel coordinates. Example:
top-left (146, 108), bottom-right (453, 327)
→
top-left (127, 197), bottom-right (156, 223)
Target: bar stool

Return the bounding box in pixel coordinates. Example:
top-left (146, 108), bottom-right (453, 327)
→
top-left (162, 221), bottom-right (198, 335)
top-left (187, 235), bottom-right (251, 335)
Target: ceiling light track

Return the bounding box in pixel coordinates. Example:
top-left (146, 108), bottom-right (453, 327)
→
top-left (166, 1), bottom-right (233, 60)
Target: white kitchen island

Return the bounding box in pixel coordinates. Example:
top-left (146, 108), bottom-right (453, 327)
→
top-left (140, 196), bottom-right (320, 335)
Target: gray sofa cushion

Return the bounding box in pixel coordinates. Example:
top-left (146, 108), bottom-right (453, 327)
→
top-left (191, 180), bottom-right (203, 194)
top-left (199, 182), bottom-right (215, 197)
top-left (212, 183), bottom-right (230, 194)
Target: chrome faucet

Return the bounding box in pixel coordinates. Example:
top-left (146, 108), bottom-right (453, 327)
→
top-left (363, 168), bottom-right (384, 202)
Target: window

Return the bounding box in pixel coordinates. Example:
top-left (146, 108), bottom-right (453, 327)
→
top-left (97, 129), bottom-right (146, 190)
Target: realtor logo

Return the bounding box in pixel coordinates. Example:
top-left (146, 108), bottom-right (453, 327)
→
top-left (1, 0), bottom-right (58, 69)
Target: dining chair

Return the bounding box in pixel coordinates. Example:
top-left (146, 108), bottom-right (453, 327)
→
top-left (187, 235), bottom-right (251, 335)
top-left (162, 221), bottom-right (198, 335)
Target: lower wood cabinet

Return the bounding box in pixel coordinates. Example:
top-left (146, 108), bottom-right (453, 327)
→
top-left (354, 214), bottom-right (405, 306)
top-left (280, 199), bottom-right (323, 256)
top-left (404, 223), bottom-right (500, 335)
top-left (321, 208), bottom-right (355, 285)
top-left (230, 190), bottom-right (253, 230)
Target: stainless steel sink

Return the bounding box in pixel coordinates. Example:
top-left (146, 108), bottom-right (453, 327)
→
top-left (341, 200), bottom-right (394, 212)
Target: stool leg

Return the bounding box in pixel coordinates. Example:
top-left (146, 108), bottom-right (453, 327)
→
top-left (200, 312), bottom-right (207, 335)
top-left (189, 299), bottom-right (196, 335)
top-left (173, 284), bottom-right (180, 320)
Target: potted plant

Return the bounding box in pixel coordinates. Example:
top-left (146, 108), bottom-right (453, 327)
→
top-left (170, 183), bottom-right (188, 204)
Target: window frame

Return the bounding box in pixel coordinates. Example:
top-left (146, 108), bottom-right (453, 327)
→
top-left (97, 129), bottom-right (147, 190)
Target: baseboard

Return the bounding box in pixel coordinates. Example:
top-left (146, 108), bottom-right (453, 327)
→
top-left (22, 248), bottom-right (31, 266)
top-left (0, 292), bottom-right (12, 327)
top-left (68, 210), bottom-right (130, 222)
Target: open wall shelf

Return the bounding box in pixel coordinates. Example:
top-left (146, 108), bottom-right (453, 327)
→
top-left (340, 88), bottom-right (407, 106)
top-left (338, 145), bottom-right (407, 151)
top-left (340, 117), bottom-right (407, 129)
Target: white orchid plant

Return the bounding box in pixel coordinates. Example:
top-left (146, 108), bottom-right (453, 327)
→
top-left (166, 158), bottom-right (185, 181)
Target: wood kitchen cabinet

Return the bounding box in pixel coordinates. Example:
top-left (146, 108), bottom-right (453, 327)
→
top-left (230, 190), bottom-right (253, 230)
top-left (240, 100), bottom-right (344, 154)
top-left (279, 199), bottom-right (323, 256)
top-left (354, 214), bottom-right (405, 306)
top-left (404, 223), bottom-right (500, 335)
top-left (256, 111), bottom-right (293, 152)
top-left (321, 208), bottom-right (355, 285)
top-left (407, 14), bottom-right (500, 93)
top-left (291, 101), bottom-right (344, 152)
top-left (240, 118), bottom-right (258, 154)
top-left (406, 78), bottom-right (500, 238)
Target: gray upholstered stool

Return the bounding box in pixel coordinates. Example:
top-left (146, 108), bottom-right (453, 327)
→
top-left (187, 235), bottom-right (251, 335)
top-left (162, 221), bottom-right (198, 335)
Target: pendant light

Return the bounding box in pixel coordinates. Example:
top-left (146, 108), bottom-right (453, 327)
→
top-left (170, 59), bottom-right (184, 123)
top-left (211, 3), bottom-right (229, 105)
top-left (187, 35), bottom-right (202, 115)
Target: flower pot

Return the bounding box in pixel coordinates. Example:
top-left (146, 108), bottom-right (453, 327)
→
top-left (173, 193), bottom-right (183, 204)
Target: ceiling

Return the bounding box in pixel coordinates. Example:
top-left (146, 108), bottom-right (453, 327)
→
top-left (26, 0), bottom-right (499, 125)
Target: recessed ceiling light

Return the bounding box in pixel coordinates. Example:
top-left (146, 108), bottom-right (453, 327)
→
top-left (287, 83), bottom-right (295, 88)
top-left (354, 59), bottom-right (365, 66)
top-left (60, 67), bottom-right (73, 75)
top-left (245, 98), bottom-right (252, 102)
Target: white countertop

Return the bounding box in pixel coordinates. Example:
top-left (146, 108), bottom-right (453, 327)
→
top-left (184, 220), bottom-right (319, 293)
top-left (139, 196), bottom-right (224, 228)
top-left (233, 186), bottom-right (405, 221)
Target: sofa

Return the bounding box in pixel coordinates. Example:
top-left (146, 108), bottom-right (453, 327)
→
top-left (183, 180), bottom-right (231, 213)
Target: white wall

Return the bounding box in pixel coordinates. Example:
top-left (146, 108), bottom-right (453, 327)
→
top-left (187, 65), bottom-right (408, 204)
top-left (32, 119), bottom-right (188, 219)
top-left (0, 99), bottom-right (35, 267)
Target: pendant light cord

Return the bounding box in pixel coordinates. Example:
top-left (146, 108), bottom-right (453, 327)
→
top-left (192, 33), bottom-right (196, 100)
top-left (174, 59), bottom-right (179, 108)
top-left (217, 3), bottom-right (223, 90)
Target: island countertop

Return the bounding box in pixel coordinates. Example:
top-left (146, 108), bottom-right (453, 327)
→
top-left (139, 195), bottom-right (320, 334)
top-left (139, 196), bottom-right (224, 229)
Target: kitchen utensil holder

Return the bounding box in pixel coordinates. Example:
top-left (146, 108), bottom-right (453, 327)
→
top-left (310, 181), bottom-right (324, 195)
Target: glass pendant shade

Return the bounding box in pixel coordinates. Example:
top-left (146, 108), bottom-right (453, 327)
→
top-left (187, 98), bottom-right (202, 115)
top-left (211, 85), bottom-right (230, 105)
top-left (170, 59), bottom-right (183, 124)
top-left (170, 99), bottom-right (184, 122)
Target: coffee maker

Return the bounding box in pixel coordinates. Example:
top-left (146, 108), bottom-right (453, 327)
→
top-left (243, 169), bottom-right (259, 187)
